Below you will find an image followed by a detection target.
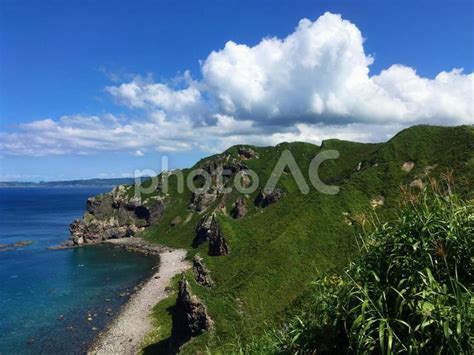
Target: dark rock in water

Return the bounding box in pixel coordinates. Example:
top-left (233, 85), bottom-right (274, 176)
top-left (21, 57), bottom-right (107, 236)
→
top-left (66, 185), bottom-right (165, 246)
top-left (0, 240), bottom-right (34, 252)
top-left (193, 214), bottom-right (229, 256)
top-left (170, 276), bottom-right (213, 352)
top-left (192, 255), bottom-right (213, 287)
top-left (230, 197), bottom-right (247, 219)
top-left (254, 188), bottom-right (285, 208)
top-left (13, 240), bottom-right (34, 247)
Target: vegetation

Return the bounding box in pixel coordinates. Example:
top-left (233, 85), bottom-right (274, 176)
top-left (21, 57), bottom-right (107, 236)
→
top-left (131, 125), bottom-right (473, 353)
top-left (241, 180), bottom-right (473, 354)
top-left (141, 276), bottom-right (181, 354)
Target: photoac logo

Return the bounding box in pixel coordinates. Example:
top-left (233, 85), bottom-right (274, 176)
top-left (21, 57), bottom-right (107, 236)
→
top-left (133, 149), bottom-right (340, 200)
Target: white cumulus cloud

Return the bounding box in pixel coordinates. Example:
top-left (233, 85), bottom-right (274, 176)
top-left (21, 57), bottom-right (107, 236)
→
top-left (1, 12), bottom-right (472, 157)
top-left (201, 13), bottom-right (472, 125)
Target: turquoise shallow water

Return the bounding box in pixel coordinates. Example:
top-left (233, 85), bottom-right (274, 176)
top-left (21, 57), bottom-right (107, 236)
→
top-left (0, 188), bottom-right (158, 354)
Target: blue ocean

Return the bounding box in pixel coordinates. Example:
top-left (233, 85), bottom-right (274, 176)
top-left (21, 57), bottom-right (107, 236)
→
top-left (0, 188), bottom-right (158, 354)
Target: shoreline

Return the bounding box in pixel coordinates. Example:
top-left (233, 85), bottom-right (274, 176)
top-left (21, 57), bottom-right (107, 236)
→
top-left (88, 238), bottom-right (190, 354)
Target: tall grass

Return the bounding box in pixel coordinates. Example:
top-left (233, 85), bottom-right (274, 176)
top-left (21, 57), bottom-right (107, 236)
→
top-left (241, 180), bottom-right (473, 354)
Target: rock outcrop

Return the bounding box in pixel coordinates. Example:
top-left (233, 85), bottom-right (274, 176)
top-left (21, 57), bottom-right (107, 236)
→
top-left (192, 255), bottom-right (213, 287)
top-left (67, 185), bottom-right (165, 246)
top-left (0, 240), bottom-right (33, 252)
top-left (231, 197), bottom-right (247, 219)
top-left (170, 277), bottom-right (213, 351)
top-left (187, 154), bottom-right (252, 213)
top-left (190, 190), bottom-right (218, 212)
top-left (238, 146), bottom-right (258, 160)
top-left (193, 214), bottom-right (229, 256)
top-left (69, 219), bottom-right (139, 245)
top-left (254, 188), bottom-right (285, 208)
top-left (201, 156), bottom-right (249, 176)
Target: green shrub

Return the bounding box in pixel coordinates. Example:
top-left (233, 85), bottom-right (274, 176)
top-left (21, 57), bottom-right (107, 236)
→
top-left (243, 182), bottom-right (474, 354)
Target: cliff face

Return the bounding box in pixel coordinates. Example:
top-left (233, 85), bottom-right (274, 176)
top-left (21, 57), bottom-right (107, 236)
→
top-left (194, 214), bottom-right (229, 256)
top-left (67, 185), bottom-right (165, 245)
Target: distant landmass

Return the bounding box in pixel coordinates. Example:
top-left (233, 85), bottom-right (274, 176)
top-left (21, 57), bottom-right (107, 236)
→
top-left (0, 178), bottom-right (135, 188)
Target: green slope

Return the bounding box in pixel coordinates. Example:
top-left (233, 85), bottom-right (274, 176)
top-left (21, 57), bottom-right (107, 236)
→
top-left (135, 125), bottom-right (473, 353)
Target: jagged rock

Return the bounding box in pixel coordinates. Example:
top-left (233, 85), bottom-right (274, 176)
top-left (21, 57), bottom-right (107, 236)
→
top-left (192, 255), bottom-right (213, 287)
top-left (67, 186), bottom-right (165, 246)
top-left (231, 197), bottom-right (247, 219)
top-left (86, 194), bottom-right (115, 219)
top-left (193, 214), bottom-right (217, 247)
top-left (187, 157), bottom-right (250, 215)
top-left (146, 199), bottom-right (166, 225)
top-left (193, 214), bottom-right (229, 256)
top-left (170, 277), bottom-right (213, 351)
top-left (115, 197), bottom-right (164, 226)
top-left (254, 188), bottom-right (285, 208)
top-left (202, 157), bottom-right (248, 176)
top-left (238, 146), bottom-right (258, 159)
top-left (208, 231), bottom-right (229, 257)
top-left (191, 190), bottom-right (218, 212)
top-left (223, 161), bottom-right (249, 174)
top-left (240, 173), bottom-right (252, 188)
top-left (117, 203), bottom-right (139, 226)
top-left (68, 219), bottom-right (140, 245)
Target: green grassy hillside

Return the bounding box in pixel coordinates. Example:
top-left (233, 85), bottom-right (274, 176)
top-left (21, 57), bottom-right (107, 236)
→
top-left (133, 125), bottom-right (473, 353)
top-left (241, 184), bottom-right (473, 354)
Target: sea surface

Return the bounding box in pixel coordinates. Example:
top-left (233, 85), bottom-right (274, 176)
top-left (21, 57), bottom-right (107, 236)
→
top-left (0, 188), bottom-right (158, 354)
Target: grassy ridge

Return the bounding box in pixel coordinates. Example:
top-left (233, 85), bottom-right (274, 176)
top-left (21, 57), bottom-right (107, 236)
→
top-left (135, 125), bottom-right (473, 353)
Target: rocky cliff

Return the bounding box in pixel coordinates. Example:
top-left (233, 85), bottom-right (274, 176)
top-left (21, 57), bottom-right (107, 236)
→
top-left (194, 214), bottom-right (229, 256)
top-left (67, 185), bottom-right (165, 246)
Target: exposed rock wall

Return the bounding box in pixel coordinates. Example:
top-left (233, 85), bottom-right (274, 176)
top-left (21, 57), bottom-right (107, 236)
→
top-left (189, 190), bottom-right (218, 212)
top-left (238, 146), bottom-right (258, 160)
top-left (254, 188), bottom-right (285, 208)
top-left (67, 185), bottom-right (165, 246)
top-left (231, 197), bottom-right (247, 219)
top-left (192, 255), bottom-right (213, 287)
top-left (187, 156), bottom-right (250, 213)
top-left (194, 214), bottom-right (229, 256)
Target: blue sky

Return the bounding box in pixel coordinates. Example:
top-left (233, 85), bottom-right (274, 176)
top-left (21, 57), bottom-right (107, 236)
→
top-left (0, 0), bottom-right (473, 181)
